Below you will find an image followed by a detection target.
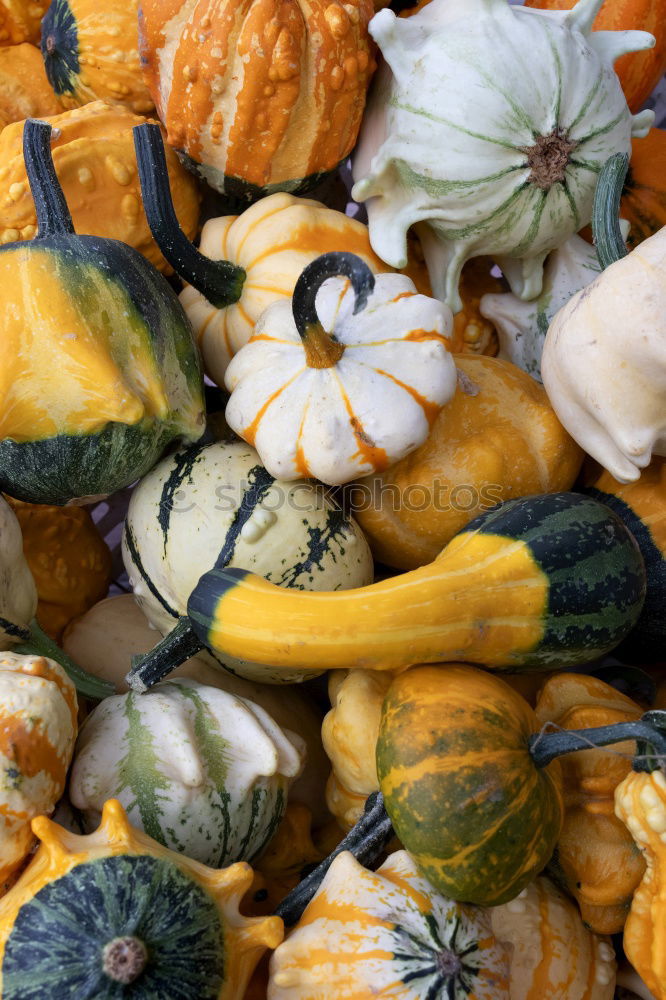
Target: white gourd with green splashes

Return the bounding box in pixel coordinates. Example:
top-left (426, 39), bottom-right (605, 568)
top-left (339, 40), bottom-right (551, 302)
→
top-left (351, 0), bottom-right (654, 312)
top-left (68, 678), bottom-right (305, 867)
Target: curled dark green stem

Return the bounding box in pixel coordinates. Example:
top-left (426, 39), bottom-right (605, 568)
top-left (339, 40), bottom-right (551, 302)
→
top-left (23, 119), bottom-right (75, 239)
top-left (592, 152), bottom-right (629, 269)
top-left (292, 252), bottom-right (375, 341)
top-left (125, 617), bottom-right (204, 693)
top-left (133, 124), bottom-right (246, 308)
top-left (529, 715), bottom-right (666, 772)
top-left (15, 619), bottom-right (114, 699)
top-left (275, 792), bottom-right (393, 927)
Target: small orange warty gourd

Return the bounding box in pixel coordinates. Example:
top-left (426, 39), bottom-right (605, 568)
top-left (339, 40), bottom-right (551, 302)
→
top-left (0, 44), bottom-right (60, 129)
top-left (0, 651), bottom-right (77, 893)
top-left (350, 355), bottom-right (584, 570)
top-left (615, 767), bottom-right (666, 1000)
top-left (0, 799), bottom-right (283, 997)
top-left (0, 102), bottom-right (199, 272)
top-left (244, 803), bottom-right (325, 916)
top-left (621, 129), bottom-right (666, 251)
top-left (534, 673), bottom-right (646, 934)
top-left (0, 0), bottom-right (48, 43)
top-left (523, 0), bottom-right (666, 111)
top-left (138, 0), bottom-right (376, 198)
top-left (449, 257), bottom-right (503, 356)
top-left (6, 498), bottom-right (112, 641)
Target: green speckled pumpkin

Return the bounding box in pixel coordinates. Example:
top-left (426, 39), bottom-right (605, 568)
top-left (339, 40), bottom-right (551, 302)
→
top-left (0, 118), bottom-right (204, 505)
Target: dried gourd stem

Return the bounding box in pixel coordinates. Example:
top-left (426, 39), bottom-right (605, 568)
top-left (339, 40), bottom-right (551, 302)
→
top-left (592, 152), bottom-right (630, 269)
top-left (125, 617), bottom-right (204, 693)
top-left (102, 937), bottom-right (148, 984)
top-left (528, 713), bottom-right (666, 773)
top-left (23, 119), bottom-right (75, 238)
top-left (15, 619), bottom-right (114, 700)
top-left (133, 124), bottom-right (246, 308)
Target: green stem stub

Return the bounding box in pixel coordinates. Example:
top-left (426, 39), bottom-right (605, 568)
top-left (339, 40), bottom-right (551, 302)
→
top-left (15, 620), bottom-right (114, 700)
top-left (592, 152), bottom-right (629, 270)
top-left (125, 617), bottom-right (204, 693)
top-left (529, 715), bottom-right (666, 773)
top-left (292, 251), bottom-right (375, 343)
top-left (23, 119), bottom-right (75, 239)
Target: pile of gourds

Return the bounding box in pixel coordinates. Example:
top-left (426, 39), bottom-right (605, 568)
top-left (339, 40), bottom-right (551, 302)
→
top-left (0, 0), bottom-right (664, 995)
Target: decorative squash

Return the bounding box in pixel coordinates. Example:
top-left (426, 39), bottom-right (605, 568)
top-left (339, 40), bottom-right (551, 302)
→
top-left (616, 964), bottom-right (659, 1000)
top-left (542, 154), bottom-right (666, 482)
top-left (0, 0), bottom-right (48, 44)
top-left (480, 234), bottom-right (602, 382)
top-left (41, 0), bottom-right (154, 114)
top-left (349, 355), bottom-right (584, 570)
top-left (450, 257), bottom-right (502, 357)
top-left (620, 129), bottom-right (666, 251)
top-left (0, 497), bottom-right (37, 650)
top-left (225, 252), bottom-right (457, 485)
top-left (534, 673), bottom-right (645, 934)
top-left (0, 102), bottom-right (199, 273)
top-left (490, 876), bottom-right (616, 999)
top-left (138, 0), bottom-right (376, 200)
top-left (324, 771), bottom-right (369, 830)
top-left (245, 803), bottom-right (324, 916)
top-left (268, 849), bottom-right (511, 998)
top-left (122, 438), bottom-right (373, 683)
top-left (0, 44), bottom-right (60, 129)
top-left (126, 492), bottom-right (647, 688)
top-left (0, 798), bottom-right (283, 998)
top-left (69, 678), bottom-right (305, 867)
top-left (615, 763), bottom-right (666, 1000)
top-left (351, 0), bottom-right (654, 311)
top-left (523, 0), bottom-right (666, 112)
top-left (0, 118), bottom-right (204, 506)
top-left (134, 124), bottom-right (390, 386)
top-left (6, 498), bottom-right (112, 641)
top-left (0, 651), bottom-right (77, 892)
top-left (584, 458), bottom-right (666, 661)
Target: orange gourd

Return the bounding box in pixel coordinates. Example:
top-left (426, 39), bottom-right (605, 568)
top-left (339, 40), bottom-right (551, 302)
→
top-left (0, 0), bottom-right (48, 43)
top-left (450, 257), bottom-right (503, 356)
top-left (523, 0), bottom-right (666, 111)
top-left (0, 44), bottom-right (59, 129)
top-left (621, 129), bottom-right (666, 251)
top-left (6, 499), bottom-right (112, 641)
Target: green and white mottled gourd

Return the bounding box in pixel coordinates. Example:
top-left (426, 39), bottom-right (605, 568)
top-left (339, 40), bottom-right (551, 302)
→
top-left (351, 0), bottom-right (654, 312)
top-left (122, 439), bottom-right (373, 683)
top-left (268, 849), bottom-right (511, 999)
top-left (69, 678), bottom-right (304, 867)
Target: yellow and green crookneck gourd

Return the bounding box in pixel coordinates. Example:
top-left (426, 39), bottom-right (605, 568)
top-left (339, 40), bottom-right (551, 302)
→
top-left (268, 849), bottom-right (512, 999)
top-left (69, 678), bottom-right (305, 868)
top-left (0, 798), bottom-right (284, 999)
top-left (350, 0), bottom-right (654, 312)
top-left (541, 153), bottom-right (666, 483)
top-left (375, 665), bottom-right (666, 907)
top-left (40, 0), bottom-right (153, 113)
top-left (0, 118), bottom-right (204, 506)
top-left (126, 492), bottom-right (646, 689)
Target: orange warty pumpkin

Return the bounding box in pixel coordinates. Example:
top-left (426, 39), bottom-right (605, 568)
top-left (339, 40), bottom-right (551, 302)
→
top-left (523, 0), bottom-right (666, 111)
top-left (0, 0), bottom-right (48, 44)
top-left (620, 128), bottom-right (666, 251)
top-left (139, 0), bottom-right (376, 198)
top-left (0, 44), bottom-right (60, 129)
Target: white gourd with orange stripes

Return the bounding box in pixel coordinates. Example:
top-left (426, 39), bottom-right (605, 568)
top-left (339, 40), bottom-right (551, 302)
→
top-left (179, 193), bottom-right (389, 387)
top-left (224, 271), bottom-right (457, 485)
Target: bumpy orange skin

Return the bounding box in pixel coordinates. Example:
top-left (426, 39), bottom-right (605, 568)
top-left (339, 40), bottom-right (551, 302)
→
top-left (139, 0), bottom-right (376, 191)
top-left (0, 44), bottom-right (60, 129)
top-left (524, 0), bottom-right (666, 111)
top-left (0, 0), bottom-right (48, 43)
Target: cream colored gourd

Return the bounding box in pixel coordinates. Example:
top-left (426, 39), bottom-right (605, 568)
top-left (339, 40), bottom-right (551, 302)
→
top-left (541, 225), bottom-right (666, 482)
top-left (0, 651), bottom-right (77, 890)
top-left (490, 877), bottom-right (616, 999)
top-left (0, 496), bottom-right (37, 648)
top-left (268, 850), bottom-right (511, 998)
top-left (225, 254), bottom-right (457, 485)
top-left (122, 439), bottom-right (373, 682)
top-left (69, 678), bottom-right (304, 867)
top-left (351, 0), bottom-right (653, 312)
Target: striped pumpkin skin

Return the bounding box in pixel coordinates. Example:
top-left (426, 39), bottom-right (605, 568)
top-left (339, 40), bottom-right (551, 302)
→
top-left (269, 849), bottom-right (511, 999)
top-left (0, 652), bottom-right (77, 891)
top-left (0, 799), bottom-right (284, 999)
top-left (139, 0), bottom-right (376, 197)
top-left (69, 678), bottom-right (304, 867)
top-left (0, 498), bottom-right (37, 649)
top-left (524, 0), bottom-right (666, 112)
top-left (490, 877), bottom-right (617, 1000)
top-left (187, 492), bottom-right (646, 676)
top-left (180, 193), bottom-right (389, 387)
top-left (123, 439), bottom-right (373, 683)
top-left (376, 665), bottom-right (563, 906)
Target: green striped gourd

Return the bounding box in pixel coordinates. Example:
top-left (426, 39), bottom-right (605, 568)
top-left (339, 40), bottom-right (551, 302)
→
top-left (68, 679), bottom-right (305, 867)
top-left (351, 0), bottom-right (654, 312)
top-left (122, 439), bottom-right (373, 683)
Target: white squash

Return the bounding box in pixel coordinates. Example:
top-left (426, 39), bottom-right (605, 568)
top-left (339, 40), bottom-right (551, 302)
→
top-left (351, 0), bottom-right (653, 311)
top-left (541, 225), bottom-right (666, 482)
top-left (225, 252), bottom-right (457, 485)
top-left (0, 496), bottom-right (37, 647)
top-left (69, 678), bottom-right (305, 867)
top-left (268, 850), bottom-right (511, 999)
